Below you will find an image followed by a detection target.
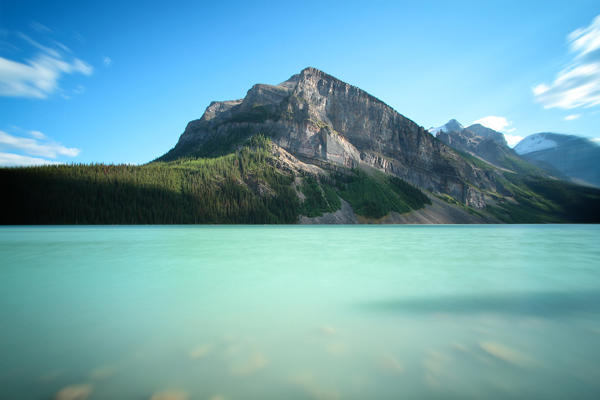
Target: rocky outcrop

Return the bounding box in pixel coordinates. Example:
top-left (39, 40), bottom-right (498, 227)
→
top-left (436, 125), bottom-right (565, 180)
top-left (429, 119), bottom-right (464, 135)
top-left (436, 128), bottom-right (516, 169)
top-left (464, 124), bottom-right (508, 147)
top-left (164, 68), bottom-right (505, 209)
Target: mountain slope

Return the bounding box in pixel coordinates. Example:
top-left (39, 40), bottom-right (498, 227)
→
top-left (160, 68), bottom-right (503, 209)
top-left (428, 119), bottom-right (464, 135)
top-left (3, 68), bottom-right (600, 225)
top-left (433, 120), bottom-right (558, 177)
top-left (515, 133), bottom-right (600, 188)
top-left (464, 123), bottom-right (508, 147)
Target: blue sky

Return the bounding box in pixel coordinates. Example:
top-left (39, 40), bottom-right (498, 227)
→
top-left (1, 0), bottom-right (600, 166)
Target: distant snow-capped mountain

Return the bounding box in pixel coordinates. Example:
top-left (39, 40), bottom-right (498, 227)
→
top-left (514, 133), bottom-right (560, 155)
top-left (428, 119), bottom-right (464, 135)
top-left (433, 120), bottom-right (548, 175)
top-left (514, 132), bottom-right (600, 187)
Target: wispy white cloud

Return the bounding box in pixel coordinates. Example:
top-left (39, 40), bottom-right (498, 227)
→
top-left (18, 32), bottom-right (61, 58)
top-left (591, 138), bottom-right (600, 142)
top-left (0, 53), bottom-right (93, 98)
top-left (0, 152), bottom-right (62, 166)
top-left (565, 114), bottom-right (581, 120)
top-left (52, 41), bottom-right (71, 53)
top-left (0, 29), bottom-right (93, 99)
top-left (29, 21), bottom-right (53, 34)
top-left (103, 57), bottom-right (113, 68)
top-left (472, 116), bottom-right (512, 131)
top-left (28, 130), bottom-right (46, 139)
top-left (73, 31), bottom-right (85, 43)
top-left (472, 116), bottom-right (521, 147)
top-left (533, 14), bottom-right (600, 109)
top-left (0, 130), bottom-right (80, 158)
top-left (504, 134), bottom-right (524, 148)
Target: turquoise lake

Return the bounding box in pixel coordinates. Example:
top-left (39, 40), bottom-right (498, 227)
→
top-left (1, 225), bottom-right (600, 400)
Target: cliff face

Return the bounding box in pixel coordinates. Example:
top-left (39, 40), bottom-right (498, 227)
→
top-left (165, 68), bottom-right (501, 209)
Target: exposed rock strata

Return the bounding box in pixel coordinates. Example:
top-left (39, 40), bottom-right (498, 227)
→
top-left (436, 128), bottom-right (516, 169)
top-left (436, 127), bottom-right (566, 180)
top-left (464, 124), bottom-right (508, 147)
top-left (167, 68), bottom-right (506, 209)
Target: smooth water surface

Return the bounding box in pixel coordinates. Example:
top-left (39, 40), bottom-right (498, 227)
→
top-left (1, 225), bottom-right (600, 399)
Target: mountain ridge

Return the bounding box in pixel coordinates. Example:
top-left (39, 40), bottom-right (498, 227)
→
top-left (159, 67), bottom-right (505, 210)
top-left (515, 132), bottom-right (600, 187)
top-left (3, 68), bottom-right (600, 225)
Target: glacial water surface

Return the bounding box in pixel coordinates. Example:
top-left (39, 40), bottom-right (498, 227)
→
top-left (1, 225), bottom-right (600, 400)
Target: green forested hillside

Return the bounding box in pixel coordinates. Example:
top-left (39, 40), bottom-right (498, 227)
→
top-left (0, 137), bottom-right (433, 225)
top-left (1, 138), bottom-right (298, 224)
top-left (3, 134), bottom-right (599, 225)
top-left (486, 174), bottom-right (600, 223)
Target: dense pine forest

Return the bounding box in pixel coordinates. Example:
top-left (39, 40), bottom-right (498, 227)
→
top-left (2, 137), bottom-right (297, 224)
top-left (3, 134), bottom-right (600, 225)
top-left (0, 136), bottom-right (433, 225)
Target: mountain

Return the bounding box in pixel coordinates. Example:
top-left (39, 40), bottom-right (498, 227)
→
top-left (515, 133), bottom-right (600, 188)
top-left (160, 68), bottom-right (505, 209)
top-left (463, 124), bottom-right (508, 147)
top-left (428, 119), bottom-right (464, 135)
top-left (436, 127), bottom-right (515, 168)
top-left (152, 69), bottom-right (600, 223)
top-left (429, 120), bottom-right (508, 151)
top-left (432, 120), bottom-right (558, 176)
top-left (3, 68), bottom-right (600, 225)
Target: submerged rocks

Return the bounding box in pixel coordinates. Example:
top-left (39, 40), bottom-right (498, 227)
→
top-left (150, 390), bottom-right (189, 400)
top-left (54, 384), bottom-right (93, 400)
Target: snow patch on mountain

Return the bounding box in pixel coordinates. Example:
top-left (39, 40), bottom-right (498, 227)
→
top-left (514, 133), bottom-right (558, 155)
top-left (428, 119), bottom-right (464, 135)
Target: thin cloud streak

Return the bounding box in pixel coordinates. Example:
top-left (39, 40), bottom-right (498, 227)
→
top-left (534, 15), bottom-right (600, 110)
top-left (0, 152), bottom-right (62, 167)
top-left (29, 21), bottom-right (53, 34)
top-left (0, 130), bottom-right (80, 158)
top-left (28, 130), bottom-right (46, 139)
top-left (0, 53), bottom-right (93, 98)
top-left (0, 28), bottom-right (93, 98)
top-left (18, 32), bottom-right (61, 58)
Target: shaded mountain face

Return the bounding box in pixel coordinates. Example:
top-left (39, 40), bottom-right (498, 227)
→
top-left (435, 124), bottom-right (565, 178)
top-left (159, 68), bottom-right (509, 209)
top-left (429, 119), bottom-right (508, 146)
top-left (515, 133), bottom-right (600, 187)
top-left (436, 128), bottom-right (514, 168)
top-left (431, 119), bottom-right (512, 167)
top-left (464, 124), bottom-right (508, 147)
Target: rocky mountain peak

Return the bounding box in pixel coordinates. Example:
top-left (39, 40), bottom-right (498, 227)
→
top-left (160, 68), bottom-right (505, 209)
top-left (464, 124), bottom-right (508, 147)
top-left (429, 119), bottom-right (464, 135)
